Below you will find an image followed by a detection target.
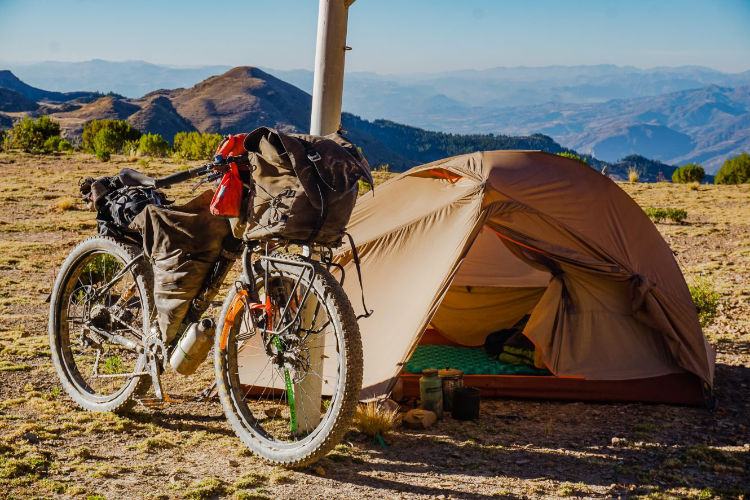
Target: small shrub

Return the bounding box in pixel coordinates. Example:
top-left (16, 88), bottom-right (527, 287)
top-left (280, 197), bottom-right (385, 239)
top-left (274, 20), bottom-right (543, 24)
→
top-left (665, 208), bottom-right (687, 223)
top-left (59, 139), bottom-right (73, 152)
top-left (173, 131), bottom-right (223, 160)
top-left (1, 130), bottom-right (12, 151)
top-left (627, 166), bottom-right (640, 183)
top-left (82, 119), bottom-right (141, 154)
top-left (354, 401), bottom-right (399, 437)
top-left (715, 152), bottom-right (750, 184)
top-left (12, 115), bottom-right (61, 153)
top-left (644, 207), bottom-right (687, 224)
top-left (644, 208), bottom-right (667, 223)
top-left (672, 163), bottom-right (705, 183)
top-left (138, 132), bottom-right (170, 157)
top-left (122, 139), bottom-right (139, 157)
top-left (0, 130), bottom-right (5, 151)
top-left (42, 135), bottom-right (66, 153)
top-left (689, 277), bottom-right (721, 327)
top-left (557, 152), bottom-right (589, 164)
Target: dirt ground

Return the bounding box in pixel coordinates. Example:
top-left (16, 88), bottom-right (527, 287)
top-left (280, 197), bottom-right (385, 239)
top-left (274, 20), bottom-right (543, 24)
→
top-left (0, 152), bottom-right (747, 499)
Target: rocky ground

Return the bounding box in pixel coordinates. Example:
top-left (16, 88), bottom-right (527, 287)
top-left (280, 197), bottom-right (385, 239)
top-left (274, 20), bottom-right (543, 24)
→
top-left (0, 152), bottom-right (747, 499)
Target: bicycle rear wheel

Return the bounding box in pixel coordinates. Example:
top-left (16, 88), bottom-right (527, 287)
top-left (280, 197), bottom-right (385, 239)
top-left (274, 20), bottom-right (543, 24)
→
top-left (214, 255), bottom-right (362, 467)
top-left (49, 236), bottom-right (152, 413)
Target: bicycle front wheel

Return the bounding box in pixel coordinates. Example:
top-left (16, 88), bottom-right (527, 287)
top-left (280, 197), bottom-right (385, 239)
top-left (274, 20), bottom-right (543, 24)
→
top-left (214, 256), bottom-right (363, 467)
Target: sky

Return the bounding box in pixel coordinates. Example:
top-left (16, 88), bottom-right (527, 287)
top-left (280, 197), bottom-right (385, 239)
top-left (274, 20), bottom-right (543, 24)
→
top-left (0, 0), bottom-right (749, 74)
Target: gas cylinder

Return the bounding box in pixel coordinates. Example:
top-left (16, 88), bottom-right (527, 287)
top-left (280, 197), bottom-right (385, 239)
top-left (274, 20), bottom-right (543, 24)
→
top-left (169, 318), bottom-right (216, 375)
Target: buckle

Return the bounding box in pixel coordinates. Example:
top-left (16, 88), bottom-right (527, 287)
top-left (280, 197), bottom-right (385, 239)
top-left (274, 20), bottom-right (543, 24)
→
top-left (307, 152), bottom-right (322, 163)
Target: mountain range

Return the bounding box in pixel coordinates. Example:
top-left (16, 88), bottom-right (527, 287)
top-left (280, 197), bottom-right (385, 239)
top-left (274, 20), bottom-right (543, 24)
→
top-left (3, 60), bottom-right (749, 173)
top-left (1, 67), bottom-right (594, 175)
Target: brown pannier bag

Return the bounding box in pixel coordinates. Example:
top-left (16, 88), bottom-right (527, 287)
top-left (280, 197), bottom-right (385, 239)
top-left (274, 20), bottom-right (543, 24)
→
top-left (240, 127), bottom-right (372, 245)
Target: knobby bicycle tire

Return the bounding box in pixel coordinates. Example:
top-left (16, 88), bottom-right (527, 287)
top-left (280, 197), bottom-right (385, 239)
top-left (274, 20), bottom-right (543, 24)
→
top-left (214, 255), bottom-right (363, 467)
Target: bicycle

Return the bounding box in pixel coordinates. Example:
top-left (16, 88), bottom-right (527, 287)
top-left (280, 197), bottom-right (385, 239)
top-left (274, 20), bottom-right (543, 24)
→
top-left (48, 159), bottom-right (364, 466)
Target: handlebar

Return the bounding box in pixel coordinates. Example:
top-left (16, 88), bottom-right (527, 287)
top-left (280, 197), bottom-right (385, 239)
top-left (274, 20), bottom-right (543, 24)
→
top-left (154, 164), bottom-right (212, 188)
top-left (153, 155), bottom-right (250, 189)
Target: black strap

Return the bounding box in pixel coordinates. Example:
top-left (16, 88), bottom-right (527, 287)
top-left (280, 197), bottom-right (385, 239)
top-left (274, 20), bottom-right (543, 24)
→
top-left (307, 182), bottom-right (328, 242)
top-left (345, 232), bottom-right (373, 319)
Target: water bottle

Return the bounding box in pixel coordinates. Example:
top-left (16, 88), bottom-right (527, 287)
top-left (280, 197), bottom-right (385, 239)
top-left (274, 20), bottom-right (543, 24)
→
top-left (419, 368), bottom-right (444, 418)
top-left (169, 318), bottom-right (216, 375)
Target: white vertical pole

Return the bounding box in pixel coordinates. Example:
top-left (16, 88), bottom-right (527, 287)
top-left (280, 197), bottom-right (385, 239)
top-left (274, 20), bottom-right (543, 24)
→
top-left (310, 0), bottom-right (354, 136)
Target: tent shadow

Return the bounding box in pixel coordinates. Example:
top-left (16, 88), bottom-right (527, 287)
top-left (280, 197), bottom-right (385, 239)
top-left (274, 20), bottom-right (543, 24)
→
top-left (321, 361), bottom-right (749, 497)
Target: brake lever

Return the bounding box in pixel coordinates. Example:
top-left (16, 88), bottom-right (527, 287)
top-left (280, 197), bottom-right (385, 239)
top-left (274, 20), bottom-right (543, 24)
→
top-left (191, 171), bottom-right (225, 193)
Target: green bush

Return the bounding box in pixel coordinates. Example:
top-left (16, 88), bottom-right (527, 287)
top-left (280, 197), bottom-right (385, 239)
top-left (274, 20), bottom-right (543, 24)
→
top-left (92, 128), bottom-right (120, 162)
top-left (173, 131), bottom-right (223, 160)
top-left (82, 119), bottom-right (141, 154)
top-left (58, 139), bottom-right (73, 152)
top-left (12, 115), bottom-right (61, 153)
top-left (138, 133), bottom-right (170, 157)
top-left (644, 207), bottom-right (687, 224)
top-left (0, 130), bottom-right (5, 151)
top-left (42, 135), bottom-right (73, 153)
top-left (689, 277), bottom-right (721, 327)
top-left (556, 151), bottom-right (589, 165)
top-left (672, 163), bottom-right (705, 183)
top-left (715, 152), bottom-right (750, 184)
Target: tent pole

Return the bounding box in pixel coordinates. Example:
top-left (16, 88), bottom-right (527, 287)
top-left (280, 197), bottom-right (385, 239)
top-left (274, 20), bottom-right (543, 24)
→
top-left (310, 0), bottom-right (354, 136)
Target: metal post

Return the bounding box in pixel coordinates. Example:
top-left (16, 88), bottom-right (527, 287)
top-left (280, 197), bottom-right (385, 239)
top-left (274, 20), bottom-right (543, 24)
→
top-left (310, 0), bottom-right (354, 136)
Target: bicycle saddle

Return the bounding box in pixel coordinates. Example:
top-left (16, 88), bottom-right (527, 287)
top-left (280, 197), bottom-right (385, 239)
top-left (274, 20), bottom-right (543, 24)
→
top-left (119, 168), bottom-right (156, 188)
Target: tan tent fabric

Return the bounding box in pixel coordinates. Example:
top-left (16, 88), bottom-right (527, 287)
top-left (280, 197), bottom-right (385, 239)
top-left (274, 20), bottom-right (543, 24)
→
top-left (431, 286), bottom-right (545, 346)
top-left (335, 151), bottom-right (714, 400)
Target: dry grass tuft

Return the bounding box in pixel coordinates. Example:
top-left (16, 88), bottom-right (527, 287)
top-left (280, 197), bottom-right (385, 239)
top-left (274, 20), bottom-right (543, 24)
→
top-left (55, 197), bottom-right (76, 212)
top-left (628, 166), bottom-right (640, 183)
top-left (353, 402), bottom-right (399, 437)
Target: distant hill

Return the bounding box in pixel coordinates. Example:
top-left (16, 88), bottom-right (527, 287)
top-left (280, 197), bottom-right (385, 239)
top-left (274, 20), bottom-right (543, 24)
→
top-left (0, 67), bottom-right (677, 180)
top-left (341, 113), bottom-right (570, 171)
top-left (0, 87), bottom-right (38, 112)
top-left (0, 69), bottom-right (105, 103)
top-left (3, 60), bottom-right (232, 98)
top-left (399, 85), bottom-right (750, 173)
top-left (127, 95), bottom-right (196, 141)
top-left (164, 66), bottom-right (311, 134)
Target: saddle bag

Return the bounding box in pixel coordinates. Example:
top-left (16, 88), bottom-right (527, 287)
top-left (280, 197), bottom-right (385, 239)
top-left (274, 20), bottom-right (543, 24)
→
top-left (241, 127), bottom-right (372, 245)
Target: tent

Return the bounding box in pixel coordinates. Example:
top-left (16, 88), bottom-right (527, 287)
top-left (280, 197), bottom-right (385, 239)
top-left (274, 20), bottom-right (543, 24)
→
top-left (336, 150), bottom-right (714, 405)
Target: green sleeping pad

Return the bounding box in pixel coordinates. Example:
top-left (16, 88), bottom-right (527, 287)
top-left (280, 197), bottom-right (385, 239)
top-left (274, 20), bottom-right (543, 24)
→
top-left (405, 344), bottom-right (550, 376)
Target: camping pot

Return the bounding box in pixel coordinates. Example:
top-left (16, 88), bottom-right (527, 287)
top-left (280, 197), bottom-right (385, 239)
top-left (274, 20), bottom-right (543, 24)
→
top-left (438, 368), bottom-right (463, 412)
top-left (419, 369), bottom-right (444, 418)
top-left (451, 387), bottom-right (480, 420)
top-left (169, 318), bottom-right (216, 375)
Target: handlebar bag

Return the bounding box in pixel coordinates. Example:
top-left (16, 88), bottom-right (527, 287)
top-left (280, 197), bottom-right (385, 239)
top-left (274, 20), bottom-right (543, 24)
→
top-left (242, 127), bottom-right (372, 245)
